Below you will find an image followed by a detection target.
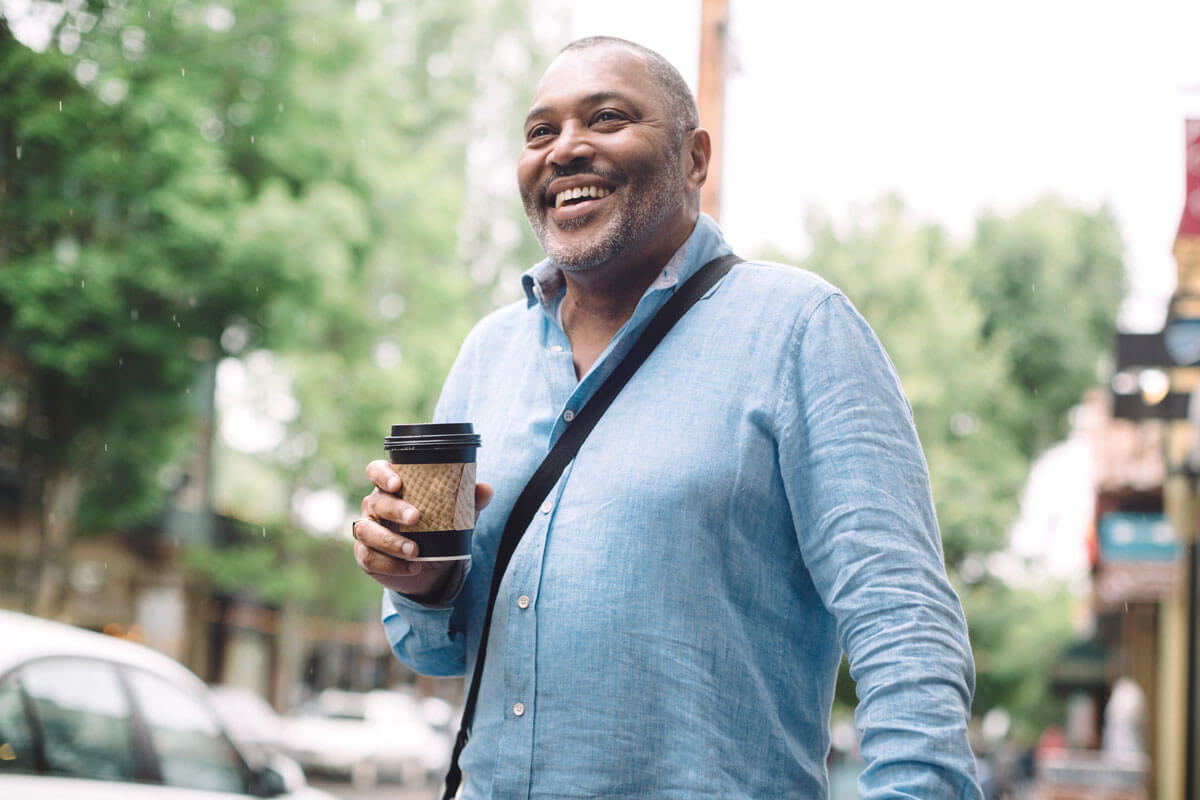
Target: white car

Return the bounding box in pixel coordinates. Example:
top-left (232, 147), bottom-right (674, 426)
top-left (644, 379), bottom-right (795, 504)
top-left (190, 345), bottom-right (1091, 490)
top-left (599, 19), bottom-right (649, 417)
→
top-left (283, 688), bottom-right (452, 789)
top-left (0, 609), bottom-right (336, 800)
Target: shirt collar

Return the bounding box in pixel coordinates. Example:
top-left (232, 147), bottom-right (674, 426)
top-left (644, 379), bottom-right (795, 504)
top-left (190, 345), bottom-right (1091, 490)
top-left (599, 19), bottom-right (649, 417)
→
top-left (520, 214), bottom-right (729, 310)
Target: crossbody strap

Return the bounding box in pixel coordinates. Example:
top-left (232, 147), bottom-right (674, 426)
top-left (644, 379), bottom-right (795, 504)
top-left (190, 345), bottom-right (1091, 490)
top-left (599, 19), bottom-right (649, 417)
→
top-left (441, 252), bottom-right (742, 799)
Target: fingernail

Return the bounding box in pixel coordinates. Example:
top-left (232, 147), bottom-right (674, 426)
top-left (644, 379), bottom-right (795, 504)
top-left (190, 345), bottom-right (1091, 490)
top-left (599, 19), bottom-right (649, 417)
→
top-left (402, 508), bottom-right (418, 525)
top-left (401, 541), bottom-right (415, 556)
top-left (388, 476), bottom-right (400, 492)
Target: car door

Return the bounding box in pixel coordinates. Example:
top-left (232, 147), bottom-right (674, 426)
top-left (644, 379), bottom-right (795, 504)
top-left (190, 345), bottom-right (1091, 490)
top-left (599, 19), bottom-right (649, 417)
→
top-left (0, 657), bottom-right (150, 782)
top-left (0, 655), bottom-right (257, 796)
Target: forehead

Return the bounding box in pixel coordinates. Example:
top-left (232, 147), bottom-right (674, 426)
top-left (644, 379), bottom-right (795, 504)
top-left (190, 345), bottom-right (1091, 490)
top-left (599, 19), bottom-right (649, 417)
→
top-left (527, 46), bottom-right (661, 116)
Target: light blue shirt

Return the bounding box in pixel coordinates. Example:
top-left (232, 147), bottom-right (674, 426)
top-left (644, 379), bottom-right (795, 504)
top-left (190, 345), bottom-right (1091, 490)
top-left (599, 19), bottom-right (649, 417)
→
top-left (382, 214), bottom-right (981, 799)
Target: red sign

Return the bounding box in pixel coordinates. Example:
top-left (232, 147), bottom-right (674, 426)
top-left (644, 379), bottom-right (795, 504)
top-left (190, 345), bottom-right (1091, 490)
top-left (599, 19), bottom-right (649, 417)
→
top-left (1181, 119), bottom-right (1200, 238)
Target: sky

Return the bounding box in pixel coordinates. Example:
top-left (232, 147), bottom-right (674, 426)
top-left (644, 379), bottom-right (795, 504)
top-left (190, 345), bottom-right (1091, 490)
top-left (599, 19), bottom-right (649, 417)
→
top-left (563, 0), bottom-right (1200, 333)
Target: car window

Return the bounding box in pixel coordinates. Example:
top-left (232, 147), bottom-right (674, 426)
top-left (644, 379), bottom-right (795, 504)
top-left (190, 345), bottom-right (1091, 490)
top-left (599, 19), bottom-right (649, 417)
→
top-left (124, 668), bottom-right (250, 794)
top-left (19, 658), bottom-right (140, 781)
top-left (0, 676), bottom-right (37, 773)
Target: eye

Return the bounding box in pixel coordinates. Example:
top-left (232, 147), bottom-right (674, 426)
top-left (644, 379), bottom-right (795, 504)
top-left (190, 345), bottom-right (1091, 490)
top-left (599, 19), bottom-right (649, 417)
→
top-left (591, 109), bottom-right (627, 125)
top-left (525, 123), bottom-right (555, 142)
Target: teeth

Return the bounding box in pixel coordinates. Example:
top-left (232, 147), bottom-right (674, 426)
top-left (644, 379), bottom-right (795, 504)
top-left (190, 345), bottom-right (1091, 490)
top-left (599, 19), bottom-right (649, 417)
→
top-left (553, 185), bottom-right (611, 209)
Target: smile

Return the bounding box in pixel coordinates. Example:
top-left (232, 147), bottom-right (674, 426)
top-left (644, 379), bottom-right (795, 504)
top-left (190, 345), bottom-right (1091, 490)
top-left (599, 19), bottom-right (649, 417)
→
top-left (553, 185), bottom-right (612, 209)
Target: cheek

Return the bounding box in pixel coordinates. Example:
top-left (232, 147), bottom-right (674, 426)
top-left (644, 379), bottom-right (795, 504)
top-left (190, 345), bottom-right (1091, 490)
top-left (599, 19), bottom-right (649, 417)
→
top-left (517, 155), bottom-right (541, 196)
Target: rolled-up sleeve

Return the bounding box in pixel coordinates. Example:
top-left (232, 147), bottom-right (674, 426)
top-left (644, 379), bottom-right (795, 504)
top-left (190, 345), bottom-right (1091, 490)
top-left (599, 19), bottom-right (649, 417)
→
top-left (381, 590), bottom-right (466, 677)
top-left (778, 292), bottom-right (982, 799)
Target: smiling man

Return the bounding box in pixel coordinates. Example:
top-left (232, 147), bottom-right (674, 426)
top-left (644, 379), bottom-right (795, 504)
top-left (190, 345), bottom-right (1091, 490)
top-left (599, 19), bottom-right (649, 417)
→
top-left (353, 37), bottom-right (983, 799)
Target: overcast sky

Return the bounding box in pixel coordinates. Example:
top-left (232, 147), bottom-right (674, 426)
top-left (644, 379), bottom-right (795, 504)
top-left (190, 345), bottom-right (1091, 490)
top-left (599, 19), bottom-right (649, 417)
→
top-left (563, 0), bottom-right (1200, 332)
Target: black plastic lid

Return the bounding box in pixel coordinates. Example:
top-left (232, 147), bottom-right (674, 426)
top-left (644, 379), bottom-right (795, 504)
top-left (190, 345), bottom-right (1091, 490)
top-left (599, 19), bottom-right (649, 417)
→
top-left (384, 422), bottom-right (481, 462)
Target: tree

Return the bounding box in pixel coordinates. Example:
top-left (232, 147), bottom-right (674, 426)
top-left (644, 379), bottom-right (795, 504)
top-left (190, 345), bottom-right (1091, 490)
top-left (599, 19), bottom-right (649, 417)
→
top-left (0, 0), bottom-right (545, 623)
top-left (0, 1), bottom-right (312, 615)
top-left (958, 196), bottom-right (1126, 460)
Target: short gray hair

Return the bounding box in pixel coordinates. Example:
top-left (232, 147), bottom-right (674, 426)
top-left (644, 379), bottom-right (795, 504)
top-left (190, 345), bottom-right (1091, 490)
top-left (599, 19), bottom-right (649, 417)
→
top-left (559, 36), bottom-right (699, 149)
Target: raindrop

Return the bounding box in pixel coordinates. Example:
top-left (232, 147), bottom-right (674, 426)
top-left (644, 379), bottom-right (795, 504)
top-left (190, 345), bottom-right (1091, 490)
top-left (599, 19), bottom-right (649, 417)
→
top-left (262, 527), bottom-right (266, 537)
top-left (181, 67), bottom-right (186, 77)
top-left (250, 135), bottom-right (255, 143)
top-left (104, 442), bottom-right (108, 452)
top-left (277, 103), bottom-right (284, 112)
top-left (81, 279), bottom-right (85, 288)
top-left (118, 357), bottom-right (124, 366)
top-left (1031, 284), bottom-right (1036, 293)
top-left (1124, 603), bottom-right (1129, 613)
top-left (130, 309), bottom-right (139, 320)
top-left (15, 145), bottom-right (20, 160)
top-left (59, 100), bottom-right (63, 111)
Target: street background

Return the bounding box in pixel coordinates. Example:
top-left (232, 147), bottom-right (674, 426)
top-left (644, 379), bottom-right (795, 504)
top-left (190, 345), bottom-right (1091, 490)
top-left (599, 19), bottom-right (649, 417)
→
top-left (2, 0), bottom-right (1200, 798)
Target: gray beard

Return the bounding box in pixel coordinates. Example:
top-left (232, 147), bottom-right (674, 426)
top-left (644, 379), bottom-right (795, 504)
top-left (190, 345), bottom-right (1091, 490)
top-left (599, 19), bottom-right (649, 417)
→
top-left (524, 160), bottom-right (685, 272)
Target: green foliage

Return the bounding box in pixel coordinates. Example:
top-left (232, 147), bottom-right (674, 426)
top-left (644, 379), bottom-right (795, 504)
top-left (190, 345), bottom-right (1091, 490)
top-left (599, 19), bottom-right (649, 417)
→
top-left (182, 520), bottom-right (379, 619)
top-left (0, 0), bottom-right (544, 618)
top-left (0, 2), bottom-right (311, 531)
top-left (959, 196), bottom-right (1126, 459)
top-left (963, 578), bottom-right (1076, 743)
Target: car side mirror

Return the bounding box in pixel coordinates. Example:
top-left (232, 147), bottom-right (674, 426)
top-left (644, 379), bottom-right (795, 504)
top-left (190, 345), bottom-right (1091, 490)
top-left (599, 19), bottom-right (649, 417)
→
top-left (251, 763), bottom-right (289, 797)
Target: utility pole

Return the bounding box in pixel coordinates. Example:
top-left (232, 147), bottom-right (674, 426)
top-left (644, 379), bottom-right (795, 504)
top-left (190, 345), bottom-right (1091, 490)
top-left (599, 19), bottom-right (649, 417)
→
top-left (697, 0), bottom-right (729, 221)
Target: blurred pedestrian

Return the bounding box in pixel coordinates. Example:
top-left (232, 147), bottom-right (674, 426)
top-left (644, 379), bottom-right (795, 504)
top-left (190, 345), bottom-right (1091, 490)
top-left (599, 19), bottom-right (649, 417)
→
top-left (354, 35), bottom-right (980, 799)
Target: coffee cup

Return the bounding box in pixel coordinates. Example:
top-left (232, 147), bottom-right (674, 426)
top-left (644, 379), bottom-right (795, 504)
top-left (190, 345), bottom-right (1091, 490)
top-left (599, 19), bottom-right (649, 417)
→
top-left (382, 423), bottom-right (481, 561)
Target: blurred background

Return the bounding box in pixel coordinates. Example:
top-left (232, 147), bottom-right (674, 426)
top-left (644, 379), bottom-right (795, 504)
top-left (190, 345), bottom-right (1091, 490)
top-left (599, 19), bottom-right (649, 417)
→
top-left (2, 0), bottom-right (1200, 798)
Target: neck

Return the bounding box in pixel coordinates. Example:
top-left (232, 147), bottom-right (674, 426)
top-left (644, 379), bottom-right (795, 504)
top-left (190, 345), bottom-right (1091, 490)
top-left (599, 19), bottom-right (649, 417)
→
top-left (557, 213), bottom-right (697, 377)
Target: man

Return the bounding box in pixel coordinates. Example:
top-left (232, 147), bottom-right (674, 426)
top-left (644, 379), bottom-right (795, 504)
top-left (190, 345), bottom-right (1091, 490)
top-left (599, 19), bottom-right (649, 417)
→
top-left (354, 36), bottom-right (982, 799)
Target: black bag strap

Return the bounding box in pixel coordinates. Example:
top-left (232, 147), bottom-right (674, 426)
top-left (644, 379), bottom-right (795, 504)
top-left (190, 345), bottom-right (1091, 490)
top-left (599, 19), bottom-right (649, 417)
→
top-left (441, 252), bottom-right (742, 799)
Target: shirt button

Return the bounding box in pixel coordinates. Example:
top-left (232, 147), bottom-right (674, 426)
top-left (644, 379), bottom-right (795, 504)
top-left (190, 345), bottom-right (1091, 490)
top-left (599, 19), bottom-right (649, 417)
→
top-left (562, 409), bottom-right (575, 422)
top-left (550, 345), bottom-right (563, 353)
top-left (513, 702), bottom-right (526, 717)
top-left (540, 501), bottom-right (552, 514)
top-left (517, 595), bottom-right (530, 609)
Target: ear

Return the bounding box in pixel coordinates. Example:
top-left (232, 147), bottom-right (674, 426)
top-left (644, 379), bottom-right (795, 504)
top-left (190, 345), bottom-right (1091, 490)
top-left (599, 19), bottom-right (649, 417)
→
top-left (683, 128), bottom-right (711, 194)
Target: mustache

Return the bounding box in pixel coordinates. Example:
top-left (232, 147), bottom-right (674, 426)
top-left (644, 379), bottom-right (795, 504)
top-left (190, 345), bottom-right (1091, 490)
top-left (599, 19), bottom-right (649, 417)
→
top-left (539, 164), bottom-right (624, 199)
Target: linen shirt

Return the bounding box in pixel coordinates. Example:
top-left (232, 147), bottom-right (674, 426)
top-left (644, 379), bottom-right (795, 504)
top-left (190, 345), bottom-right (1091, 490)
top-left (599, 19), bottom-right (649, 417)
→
top-left (382, 214), bottom-right (981, 799)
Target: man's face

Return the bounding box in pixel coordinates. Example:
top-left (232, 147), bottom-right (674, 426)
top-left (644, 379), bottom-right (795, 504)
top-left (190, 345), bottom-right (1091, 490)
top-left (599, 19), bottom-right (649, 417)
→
top-left (518, 46), bottom-right (688, 272)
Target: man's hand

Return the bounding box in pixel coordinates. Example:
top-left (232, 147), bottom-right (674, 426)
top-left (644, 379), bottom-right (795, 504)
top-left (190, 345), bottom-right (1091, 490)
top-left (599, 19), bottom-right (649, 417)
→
top-left (354, 459), bottom-right (493, 603)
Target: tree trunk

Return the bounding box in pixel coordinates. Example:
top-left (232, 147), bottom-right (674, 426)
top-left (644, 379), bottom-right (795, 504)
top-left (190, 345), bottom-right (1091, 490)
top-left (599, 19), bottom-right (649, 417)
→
top-left (273, 597), bottom-right (305, 712)
top-left (31, 469), bottom-right (82, 619)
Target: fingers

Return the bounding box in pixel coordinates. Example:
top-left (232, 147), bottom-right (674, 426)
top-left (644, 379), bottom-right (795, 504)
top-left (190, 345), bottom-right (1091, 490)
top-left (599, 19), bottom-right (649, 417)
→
top-left (361, 461), bottom-right (421, 526)
top-left (476, 482), bottom-right (494, 512)
top-left (353, 516), bottom-right (419, 560)
top-left (365, 459), bottom-right (402, 493)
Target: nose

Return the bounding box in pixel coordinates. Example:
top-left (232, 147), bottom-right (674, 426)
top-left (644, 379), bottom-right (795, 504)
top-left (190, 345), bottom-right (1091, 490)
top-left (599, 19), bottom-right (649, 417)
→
top-left (548, 120), bottom-right (594, 167)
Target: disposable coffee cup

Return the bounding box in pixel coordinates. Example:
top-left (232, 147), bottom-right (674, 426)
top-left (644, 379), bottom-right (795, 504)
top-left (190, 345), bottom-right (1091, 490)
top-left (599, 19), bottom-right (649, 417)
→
top-left (383, 423), bottom-right (481, 561)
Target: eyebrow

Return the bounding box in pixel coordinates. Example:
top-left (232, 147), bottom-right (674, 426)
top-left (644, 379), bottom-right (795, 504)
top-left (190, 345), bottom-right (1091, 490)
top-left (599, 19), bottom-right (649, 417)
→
top-left (523, 91), bottom-right (644, 128)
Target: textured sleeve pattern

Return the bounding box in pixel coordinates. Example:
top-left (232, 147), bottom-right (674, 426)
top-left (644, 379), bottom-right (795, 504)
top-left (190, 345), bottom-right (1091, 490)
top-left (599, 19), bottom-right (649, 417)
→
top-left (777, 292), bottom-right (982, 800)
